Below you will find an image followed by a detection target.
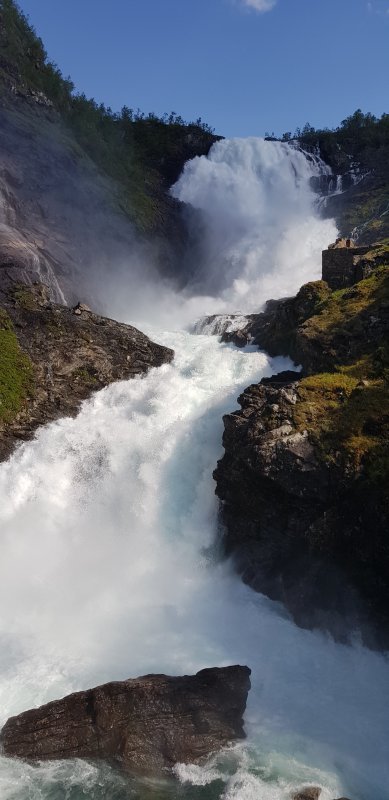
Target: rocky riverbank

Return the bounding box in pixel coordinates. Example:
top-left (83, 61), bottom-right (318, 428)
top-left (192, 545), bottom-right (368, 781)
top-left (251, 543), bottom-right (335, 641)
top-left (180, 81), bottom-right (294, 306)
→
top-left (215, 243), bottom-right (389, 645)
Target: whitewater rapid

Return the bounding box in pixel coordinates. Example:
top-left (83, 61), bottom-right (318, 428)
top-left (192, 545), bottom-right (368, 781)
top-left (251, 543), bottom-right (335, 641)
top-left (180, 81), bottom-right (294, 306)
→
top-left (0, 332), bottom-right (388, 800)
top-left (1, 137), bottom-right (388, 799)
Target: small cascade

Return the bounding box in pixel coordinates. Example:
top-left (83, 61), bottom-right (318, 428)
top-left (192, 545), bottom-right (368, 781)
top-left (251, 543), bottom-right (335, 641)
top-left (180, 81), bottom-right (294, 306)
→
top-left (330, 174), bottom-right (344, 195)
top-left (0, 176), bottom-right (66, 304)
top-left (193, 313), bottom-right (249, 336)
top-left (318, 161), bottom-right (368, 210)
top-left (352, 197), bottom-right (389, 241)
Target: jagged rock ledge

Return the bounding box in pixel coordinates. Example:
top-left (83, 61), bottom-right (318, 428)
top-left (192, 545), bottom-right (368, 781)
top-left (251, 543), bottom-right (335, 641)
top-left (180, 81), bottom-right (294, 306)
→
top-left (0, 666), bottom-right (251, 775)
top-left (0, 281), bottom-right (173, 462)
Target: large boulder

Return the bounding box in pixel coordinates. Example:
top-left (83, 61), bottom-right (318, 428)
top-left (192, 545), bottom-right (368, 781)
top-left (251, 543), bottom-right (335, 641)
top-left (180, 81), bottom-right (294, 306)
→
top-left (0, 666), bottom-right (251, 775)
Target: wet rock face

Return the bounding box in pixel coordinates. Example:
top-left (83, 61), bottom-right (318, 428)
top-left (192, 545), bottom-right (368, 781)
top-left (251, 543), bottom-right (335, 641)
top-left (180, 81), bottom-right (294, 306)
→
top-left (0, 282), bottom-right (173, 462)
top-left (0, 666), bottom-right (251, 775)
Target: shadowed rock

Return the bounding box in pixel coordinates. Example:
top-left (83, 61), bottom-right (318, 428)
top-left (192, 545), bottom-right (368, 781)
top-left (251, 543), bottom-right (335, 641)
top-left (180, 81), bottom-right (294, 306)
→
top-left (0, 666), bottom-right (251, 775)
top-left (213, 375), bottom-right (367, 642)
top-left (291, 789), bottom-right (321, 800)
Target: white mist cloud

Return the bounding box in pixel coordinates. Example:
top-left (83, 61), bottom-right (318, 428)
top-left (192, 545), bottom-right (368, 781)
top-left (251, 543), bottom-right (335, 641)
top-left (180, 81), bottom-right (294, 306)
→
top-left (240, 0), bottom-right (277, 12)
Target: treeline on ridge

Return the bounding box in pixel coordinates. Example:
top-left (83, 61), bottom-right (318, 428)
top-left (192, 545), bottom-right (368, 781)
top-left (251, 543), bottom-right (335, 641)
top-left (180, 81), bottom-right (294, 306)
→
top-left (280, 110), bottom-right (389, 178)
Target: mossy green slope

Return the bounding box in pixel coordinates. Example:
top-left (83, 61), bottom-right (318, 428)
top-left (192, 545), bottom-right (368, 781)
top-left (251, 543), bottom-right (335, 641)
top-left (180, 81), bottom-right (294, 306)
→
top-left (291, 255), bottom-right (389, 516)
top-left (0, 308), bottom-right (34, 422)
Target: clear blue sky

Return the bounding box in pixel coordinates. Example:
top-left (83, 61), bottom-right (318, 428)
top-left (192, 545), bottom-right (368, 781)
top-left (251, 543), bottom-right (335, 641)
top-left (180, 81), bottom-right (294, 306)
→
top-left (18, 0), bottom-right (389, 138)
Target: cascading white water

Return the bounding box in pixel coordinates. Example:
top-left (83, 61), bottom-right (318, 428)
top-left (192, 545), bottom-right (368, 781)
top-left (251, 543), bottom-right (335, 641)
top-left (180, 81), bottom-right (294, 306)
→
top-left (103, 138), bottom-right (337, 331)
top-left (1, 140), bottom-right (388, 800)
top-left (170, 138), bottom-right (337, 313)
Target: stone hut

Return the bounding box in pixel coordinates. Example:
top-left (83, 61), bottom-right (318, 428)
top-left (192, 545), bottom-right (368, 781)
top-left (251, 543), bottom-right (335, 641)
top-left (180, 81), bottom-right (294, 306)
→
top-left (322, 238), bottom-right (371, 290)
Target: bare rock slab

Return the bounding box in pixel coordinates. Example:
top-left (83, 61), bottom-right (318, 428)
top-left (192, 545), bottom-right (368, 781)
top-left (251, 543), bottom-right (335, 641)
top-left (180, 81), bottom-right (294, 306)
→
top-left (0, 666), bottom-right (251, 775)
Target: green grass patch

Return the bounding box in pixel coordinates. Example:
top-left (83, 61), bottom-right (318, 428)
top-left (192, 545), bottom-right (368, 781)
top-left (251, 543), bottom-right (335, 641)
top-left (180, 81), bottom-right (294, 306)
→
top-left (301, 265), bottom-right (389, 341)
top-left (0, 308), bottom-right (34, 422)
top-left (294, 373), bottom-right (389, 471)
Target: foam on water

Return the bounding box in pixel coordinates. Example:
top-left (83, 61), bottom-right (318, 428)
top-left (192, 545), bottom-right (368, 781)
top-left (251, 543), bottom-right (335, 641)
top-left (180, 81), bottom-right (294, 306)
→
top-left (0, 332), bottom-right (388, 800)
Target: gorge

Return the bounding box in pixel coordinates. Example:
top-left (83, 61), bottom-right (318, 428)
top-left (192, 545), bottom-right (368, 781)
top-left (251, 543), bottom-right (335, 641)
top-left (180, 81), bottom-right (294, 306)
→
top-left (1, 4), bottom-right (389, 798)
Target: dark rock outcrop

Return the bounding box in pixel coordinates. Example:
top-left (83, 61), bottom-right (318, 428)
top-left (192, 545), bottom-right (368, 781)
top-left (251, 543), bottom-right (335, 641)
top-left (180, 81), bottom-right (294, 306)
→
top-left (291, 782), bottom-right (352, 800)
top-left (0, 666), bottom-right (251, 775)
top-left (0, 282), bottom-right (173, 462)
top-left (215, 254), bottom-right (389, 645)
top-left (214, 376), bottom-right (364, 639)
top-left (322, 243), bottom-right (371, 290)
top-left (222, 282), bottom-right (332, 366)
top-left (223, 242), bottom-right (389, 373)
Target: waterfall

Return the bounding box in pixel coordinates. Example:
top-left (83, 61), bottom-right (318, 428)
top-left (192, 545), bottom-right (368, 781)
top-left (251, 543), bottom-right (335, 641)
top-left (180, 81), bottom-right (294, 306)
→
top-left (171, 138), bottom-right (337, 309)
top-left (0, 140), bottom-right (388, 800)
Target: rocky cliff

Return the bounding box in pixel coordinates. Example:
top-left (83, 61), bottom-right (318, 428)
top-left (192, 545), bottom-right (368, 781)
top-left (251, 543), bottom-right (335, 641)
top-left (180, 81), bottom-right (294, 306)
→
top-left (0, 95), bottom-right (214, 310)
top-left (0, 1), bottom-right (219, 307)
top-left (0, 281), bottom-right (173, 462)
top-left (0, 666), bottom-right (251, 775)
top-left (215, 244), bottom-right (389, 645)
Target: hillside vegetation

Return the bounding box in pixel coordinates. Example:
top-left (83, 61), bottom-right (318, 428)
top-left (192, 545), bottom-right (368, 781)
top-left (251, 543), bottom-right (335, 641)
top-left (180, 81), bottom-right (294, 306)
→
top-left (243, 242), bottom-right (389, 482)
top-left (293, 261), bottom-right (389, 479)
top-left (0, 307), bottom-right (34, 423)
top-left (0, 0), bottom-right (218, 231)
top-left (292, 112), bottom-right (389, 243)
